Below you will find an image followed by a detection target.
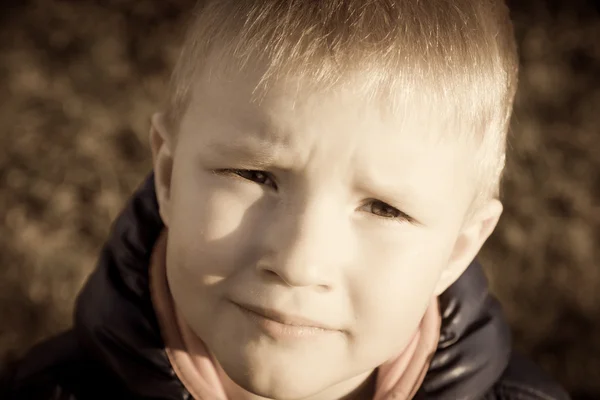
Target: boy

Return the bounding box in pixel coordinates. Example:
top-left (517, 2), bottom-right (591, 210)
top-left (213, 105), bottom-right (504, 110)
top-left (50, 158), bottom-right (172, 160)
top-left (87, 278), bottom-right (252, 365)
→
top-left (2, 0), bottom-right (570, 399)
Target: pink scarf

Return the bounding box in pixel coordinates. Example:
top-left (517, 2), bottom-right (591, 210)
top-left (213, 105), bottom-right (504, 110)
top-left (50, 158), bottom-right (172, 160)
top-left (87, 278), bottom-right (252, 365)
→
top-left (150, 232), bottom-right (441, 400)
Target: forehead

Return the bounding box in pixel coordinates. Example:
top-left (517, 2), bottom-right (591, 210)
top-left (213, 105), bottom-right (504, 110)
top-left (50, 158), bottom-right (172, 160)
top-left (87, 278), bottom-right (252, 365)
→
top-left (179, 61), bottom-right (476, 222)
top-left (189, 59), bottom-right (459, 146)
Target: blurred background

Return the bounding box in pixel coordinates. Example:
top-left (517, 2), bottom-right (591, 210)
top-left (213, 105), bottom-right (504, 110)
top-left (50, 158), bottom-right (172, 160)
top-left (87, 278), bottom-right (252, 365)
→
top-left (0, 0), bottom-right (598, 398)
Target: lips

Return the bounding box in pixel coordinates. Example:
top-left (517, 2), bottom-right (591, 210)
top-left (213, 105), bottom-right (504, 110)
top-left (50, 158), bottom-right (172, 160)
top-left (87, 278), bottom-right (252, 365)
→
top-left (233, 301), bottom-right (338, 332)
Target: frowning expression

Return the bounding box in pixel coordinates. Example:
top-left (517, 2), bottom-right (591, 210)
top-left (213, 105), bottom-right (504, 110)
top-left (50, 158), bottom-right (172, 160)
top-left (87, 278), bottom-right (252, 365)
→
top-left (160, 61), bottom-right (478, 400)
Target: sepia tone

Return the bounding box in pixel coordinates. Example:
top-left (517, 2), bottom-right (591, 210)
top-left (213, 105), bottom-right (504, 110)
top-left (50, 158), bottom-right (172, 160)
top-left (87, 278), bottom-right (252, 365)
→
top-left (0, 0), bottom-right (598, 398)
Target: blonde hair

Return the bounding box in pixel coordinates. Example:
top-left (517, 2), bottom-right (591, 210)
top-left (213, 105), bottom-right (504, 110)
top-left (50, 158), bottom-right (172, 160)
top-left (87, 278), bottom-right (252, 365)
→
top-left (164, 0), bottom-right (518, 207)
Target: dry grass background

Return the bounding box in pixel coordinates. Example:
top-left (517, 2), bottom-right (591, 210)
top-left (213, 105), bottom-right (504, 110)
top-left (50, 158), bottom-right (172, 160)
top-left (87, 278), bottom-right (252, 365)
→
top-left (0, 0), bottom-right (598, 398)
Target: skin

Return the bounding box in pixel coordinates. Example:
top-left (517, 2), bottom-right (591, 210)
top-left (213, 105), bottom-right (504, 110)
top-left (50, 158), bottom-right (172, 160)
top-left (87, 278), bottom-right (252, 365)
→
top-left (150, 58), bottom-right (503, 400)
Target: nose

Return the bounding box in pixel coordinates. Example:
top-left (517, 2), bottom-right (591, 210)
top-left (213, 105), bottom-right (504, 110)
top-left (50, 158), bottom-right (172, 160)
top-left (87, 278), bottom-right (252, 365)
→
top-left (258, 198), bottom-right (351, 289)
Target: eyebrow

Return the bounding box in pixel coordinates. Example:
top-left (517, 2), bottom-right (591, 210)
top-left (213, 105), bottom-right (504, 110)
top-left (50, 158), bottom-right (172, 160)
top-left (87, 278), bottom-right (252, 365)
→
top-left (354, 170), bottom-right (424, 222)
top-left (204, 138), bottom-right (280, 167)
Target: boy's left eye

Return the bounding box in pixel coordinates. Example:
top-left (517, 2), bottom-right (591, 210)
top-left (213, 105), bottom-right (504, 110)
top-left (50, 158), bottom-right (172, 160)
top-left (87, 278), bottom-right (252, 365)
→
top-left (220, 169), bottom-right (278, 190)
top-left (362, 200), bottom-right (411, 222)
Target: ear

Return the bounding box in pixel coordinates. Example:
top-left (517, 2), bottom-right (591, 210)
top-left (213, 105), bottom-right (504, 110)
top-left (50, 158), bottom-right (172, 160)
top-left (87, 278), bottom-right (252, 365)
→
top-left (433, 198), bottom-right (503, 295)
top-left (150, 112), bottom-right (175, 227)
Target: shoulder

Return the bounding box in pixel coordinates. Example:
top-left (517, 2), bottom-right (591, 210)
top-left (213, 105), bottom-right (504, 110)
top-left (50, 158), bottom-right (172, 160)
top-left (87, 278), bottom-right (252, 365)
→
top-left (1, 330), bottom-right (133, 400)
top-left (483, 352), bottom-right (571, 400)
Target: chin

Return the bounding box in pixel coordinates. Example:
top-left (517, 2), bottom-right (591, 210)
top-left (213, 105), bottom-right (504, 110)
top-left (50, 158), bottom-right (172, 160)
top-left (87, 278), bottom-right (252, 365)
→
top-left (239, 378), bottom-right (322, 400)
top-left (220, 357), bottom-right (331, 400)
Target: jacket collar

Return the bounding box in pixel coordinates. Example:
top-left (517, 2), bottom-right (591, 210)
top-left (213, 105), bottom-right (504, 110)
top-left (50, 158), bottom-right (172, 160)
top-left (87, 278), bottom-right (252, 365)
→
top-left (74, 172), bottom-right (511, 399)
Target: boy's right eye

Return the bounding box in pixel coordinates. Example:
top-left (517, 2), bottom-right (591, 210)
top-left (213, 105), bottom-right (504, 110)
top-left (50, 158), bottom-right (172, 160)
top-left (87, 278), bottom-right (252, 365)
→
top-left (217, 169), bottom-right (278, 190)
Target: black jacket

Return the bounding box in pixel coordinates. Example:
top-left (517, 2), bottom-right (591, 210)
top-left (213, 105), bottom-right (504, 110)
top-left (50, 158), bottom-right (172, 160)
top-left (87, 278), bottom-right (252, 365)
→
top-left (1, 173), bottom-right (570, 400)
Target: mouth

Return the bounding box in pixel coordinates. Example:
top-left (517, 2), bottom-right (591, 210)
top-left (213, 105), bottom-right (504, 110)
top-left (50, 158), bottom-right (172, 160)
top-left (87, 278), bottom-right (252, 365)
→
top-left (232, 301), bottom-right (340, 339)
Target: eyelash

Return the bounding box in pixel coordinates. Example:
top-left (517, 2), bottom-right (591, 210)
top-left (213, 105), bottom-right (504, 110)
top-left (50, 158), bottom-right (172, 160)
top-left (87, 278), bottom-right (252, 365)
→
top-left (222, 169), bottom-right (278, 190)
top-left (218, 169), bottom-right (412, 223)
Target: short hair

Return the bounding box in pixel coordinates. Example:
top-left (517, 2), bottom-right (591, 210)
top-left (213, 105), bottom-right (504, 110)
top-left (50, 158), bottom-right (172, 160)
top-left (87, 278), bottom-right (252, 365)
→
top-left (164, 0), bottom-right (518, 209)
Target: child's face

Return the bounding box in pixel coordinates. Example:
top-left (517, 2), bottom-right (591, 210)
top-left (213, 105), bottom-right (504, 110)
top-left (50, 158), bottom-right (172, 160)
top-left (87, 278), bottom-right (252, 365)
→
top-left (156, 62), bottom-right (483, 399)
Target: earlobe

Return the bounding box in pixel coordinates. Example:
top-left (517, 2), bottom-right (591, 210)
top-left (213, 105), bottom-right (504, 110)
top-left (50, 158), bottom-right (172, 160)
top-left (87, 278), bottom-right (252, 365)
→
top-left (434, 199), bottom-right (503, 295)
top-left (150, 112), bottom-right (174, 227)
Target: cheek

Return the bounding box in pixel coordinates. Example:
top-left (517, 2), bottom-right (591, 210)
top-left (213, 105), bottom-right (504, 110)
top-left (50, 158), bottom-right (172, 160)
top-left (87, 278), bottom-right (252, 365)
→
top-left (168, 168), bottom-right (270, 270)
top-left (348, 232), bottom-right (451, 356)
top-left (165, 172), bottom-right (268, 338)
top-left (171, 169), bottom-right (253, 239)
top-left (165, 168), bottom-right (279, 320)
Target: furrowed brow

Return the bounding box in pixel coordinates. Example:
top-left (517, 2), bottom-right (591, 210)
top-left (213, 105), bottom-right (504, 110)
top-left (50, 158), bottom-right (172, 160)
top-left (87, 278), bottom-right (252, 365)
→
top-left (204, 139), bottom-right (279, 167)
top-left (355, 170), bottom-right (425, 222)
